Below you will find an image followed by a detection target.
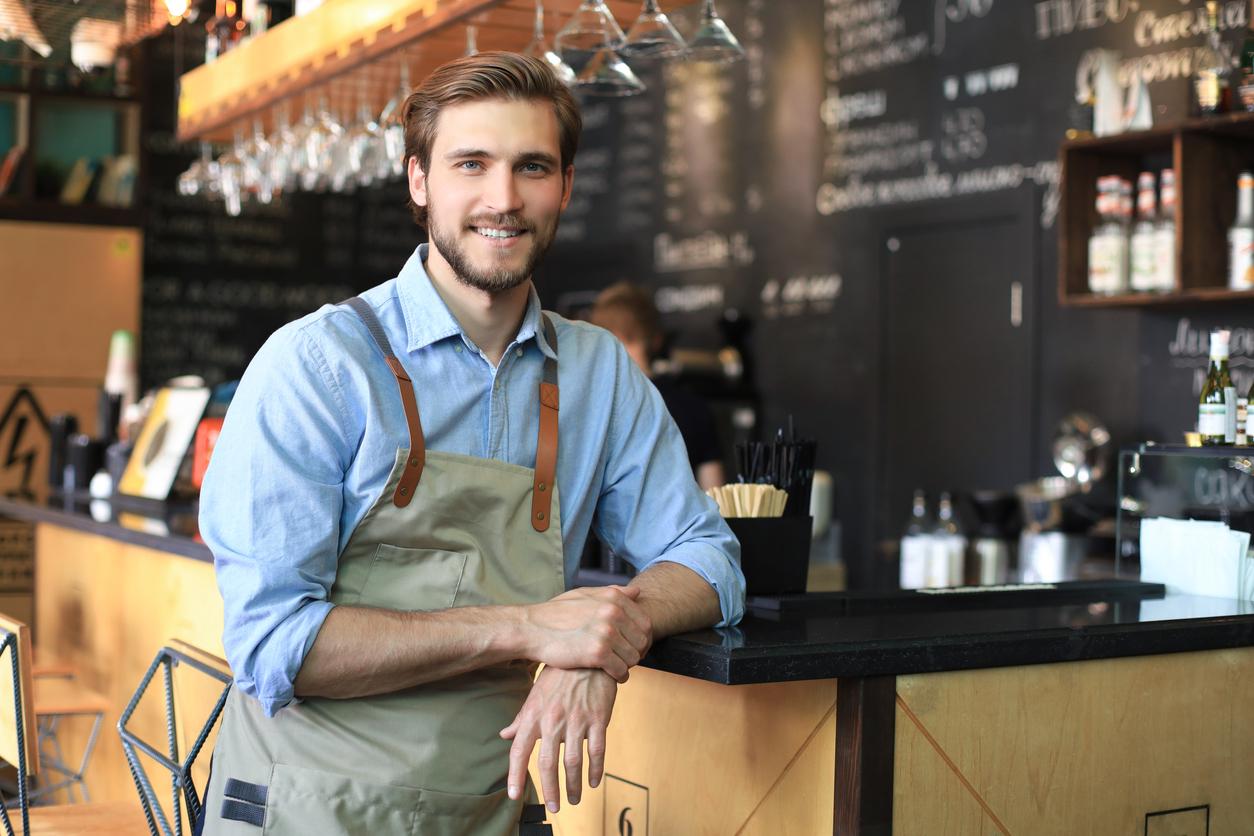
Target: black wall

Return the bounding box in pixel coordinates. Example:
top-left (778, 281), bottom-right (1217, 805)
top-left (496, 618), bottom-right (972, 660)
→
top-left (139, 0), bottom-right (1254, 585)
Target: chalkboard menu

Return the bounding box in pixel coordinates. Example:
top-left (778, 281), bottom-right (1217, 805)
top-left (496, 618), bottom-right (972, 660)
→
top-left (137, 1), bottom-right (1254, 580)
top-left (138, 33), bottom-right (422, 389)
top-left (537, 0), bottom-right (1253, 578)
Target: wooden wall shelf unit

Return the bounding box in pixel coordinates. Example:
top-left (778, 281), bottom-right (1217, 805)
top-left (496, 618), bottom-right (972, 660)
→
top-left (176, 0), bottom-right (643, 142)
top-left (0, 87), bottom-right (141, 222)
top-left (1059, 111), bottom-right (1254, 308)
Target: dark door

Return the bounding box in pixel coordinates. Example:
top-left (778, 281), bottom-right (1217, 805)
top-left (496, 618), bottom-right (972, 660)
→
top-left (876, 194), bottom-right (1039, 547)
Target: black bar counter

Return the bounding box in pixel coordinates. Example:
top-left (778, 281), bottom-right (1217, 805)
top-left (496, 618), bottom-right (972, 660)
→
top-left (6, 495), bottom-right (1252, 684)
top-left (8, 494), bottom-right (1254, 834)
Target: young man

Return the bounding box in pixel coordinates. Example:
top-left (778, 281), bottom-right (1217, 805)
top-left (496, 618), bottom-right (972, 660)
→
top-left (199, 52), bottom-right (744, 835)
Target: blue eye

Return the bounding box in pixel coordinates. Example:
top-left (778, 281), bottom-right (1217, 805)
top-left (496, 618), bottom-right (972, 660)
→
top-left (459, 161), bottom-right (482, 171)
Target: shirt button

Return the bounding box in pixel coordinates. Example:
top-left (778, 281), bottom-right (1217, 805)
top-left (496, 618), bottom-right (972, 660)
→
top-left (516, 348), bottom-right (523, 358)
top-left (455, 345), bottom-right (463, 353)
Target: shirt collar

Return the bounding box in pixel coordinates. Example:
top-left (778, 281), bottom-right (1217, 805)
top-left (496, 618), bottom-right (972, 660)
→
top-left (397, 243), bottom-right (557, 361)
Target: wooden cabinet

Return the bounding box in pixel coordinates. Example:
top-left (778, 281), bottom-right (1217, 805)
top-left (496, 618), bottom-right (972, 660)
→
top-left (1059, 111), bottom-right (1254, 307)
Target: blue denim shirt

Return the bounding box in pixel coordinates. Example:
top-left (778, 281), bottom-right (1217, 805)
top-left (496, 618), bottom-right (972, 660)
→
top-left (200, 244), bottom-right (745, 716)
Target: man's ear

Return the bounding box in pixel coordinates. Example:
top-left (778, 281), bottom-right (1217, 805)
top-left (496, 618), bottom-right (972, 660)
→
top-left (559, 164), bottom-right (575, 211)
top-left (408, 156), bottom-right (428, 208)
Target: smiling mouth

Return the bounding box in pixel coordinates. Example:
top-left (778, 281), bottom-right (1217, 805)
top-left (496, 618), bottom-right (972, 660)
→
top-left (472, 226), bottom-right (526, 240)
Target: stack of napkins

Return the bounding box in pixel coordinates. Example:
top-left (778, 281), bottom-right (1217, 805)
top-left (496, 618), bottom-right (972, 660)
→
top-left (1140, 517), bottom-right (1254, 600)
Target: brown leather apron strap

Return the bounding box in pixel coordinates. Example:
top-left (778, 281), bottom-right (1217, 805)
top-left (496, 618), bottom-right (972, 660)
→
top-left (532, 315), bottom-right (559, 533)
top-left (342, 297), bottom-right (425, 507)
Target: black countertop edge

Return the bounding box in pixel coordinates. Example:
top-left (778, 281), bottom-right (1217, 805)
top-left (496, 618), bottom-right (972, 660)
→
top-left (9, 495), bottom-right (1254, 687)
top-left (0, 496), bottom-right (212, 563)
top-left (642, 616), bottom-right (1254, 685)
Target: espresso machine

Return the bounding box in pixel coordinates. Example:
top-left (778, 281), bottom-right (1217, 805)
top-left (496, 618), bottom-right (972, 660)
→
top-left (1016, 413), bottom-right (1112, 583)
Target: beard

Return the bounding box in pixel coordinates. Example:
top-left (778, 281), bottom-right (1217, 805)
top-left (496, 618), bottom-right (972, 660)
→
top-left (426, 197), bottom-right (559, 294)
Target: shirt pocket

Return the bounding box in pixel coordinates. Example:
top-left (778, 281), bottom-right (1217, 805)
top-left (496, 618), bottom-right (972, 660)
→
top-left (357, 545), bottom-right (469, 611)
top-left (260, 762), bottom-right (515, 836)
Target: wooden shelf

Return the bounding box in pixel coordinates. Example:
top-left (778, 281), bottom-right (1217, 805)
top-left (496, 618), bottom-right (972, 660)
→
top-left (1059, 110), bottom-right (1254, 308)
top-left (176, 0), bottom-right (643, 142)
top-left (0, 200), bottom-right (141, 227)
top-left (0, 85), bottom-right (139, 105)
top-left (1062, 287), bottom-right (1254, 308)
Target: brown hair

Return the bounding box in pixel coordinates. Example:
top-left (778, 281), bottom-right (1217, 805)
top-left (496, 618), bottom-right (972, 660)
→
top-left (590, 282), bottom-right (662, 351)
top-left (402, 51), bottom-right (582, 227)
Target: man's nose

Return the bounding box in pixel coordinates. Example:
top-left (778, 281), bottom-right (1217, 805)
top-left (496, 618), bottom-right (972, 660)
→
top-left (484, 169), bottom-right (523, 214)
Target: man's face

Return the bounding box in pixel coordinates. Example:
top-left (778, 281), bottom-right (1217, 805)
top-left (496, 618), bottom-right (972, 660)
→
top-left (409, 98), bottom-right (573, 294)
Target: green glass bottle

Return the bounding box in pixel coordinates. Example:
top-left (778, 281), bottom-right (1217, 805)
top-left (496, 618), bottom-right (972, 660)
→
top-left (1241, 18), bottom-right (1254, 112)
top-left (1199, 329), bottom-right (1235, 446)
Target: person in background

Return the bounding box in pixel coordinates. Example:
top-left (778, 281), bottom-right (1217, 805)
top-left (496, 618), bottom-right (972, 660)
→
top-left (590, 283), bottom-right (726, 491)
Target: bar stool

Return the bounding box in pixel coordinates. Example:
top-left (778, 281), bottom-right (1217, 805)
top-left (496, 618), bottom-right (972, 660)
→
top-left (28, 673), bottom-right (110, 805)
top-left (118, 641), bottom-right (232, 836)
top-left (0, 613), bottom-right (149, 834)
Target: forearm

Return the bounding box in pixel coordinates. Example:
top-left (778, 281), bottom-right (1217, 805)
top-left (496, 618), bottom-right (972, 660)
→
top-left (294, 604), bottom-right (526, 700)
top-left (628, 561), bottom-right (721, 640)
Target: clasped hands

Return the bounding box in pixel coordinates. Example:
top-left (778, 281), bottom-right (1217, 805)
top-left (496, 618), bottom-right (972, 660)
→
top-left (501, 585), bottom-right (652, 814)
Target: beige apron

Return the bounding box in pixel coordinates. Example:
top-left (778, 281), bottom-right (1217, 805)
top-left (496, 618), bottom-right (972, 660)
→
top-left (203, 297), bottom-right (566, 836)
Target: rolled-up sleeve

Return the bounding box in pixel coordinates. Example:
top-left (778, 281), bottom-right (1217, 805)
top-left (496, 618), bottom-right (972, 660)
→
top-left (199, 325), bottom-right (354, 716)
top-left (593, 346), bottom-right (745, 627)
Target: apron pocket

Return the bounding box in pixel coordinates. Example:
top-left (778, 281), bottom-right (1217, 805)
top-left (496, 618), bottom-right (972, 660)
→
top-left (360, 545), bottom-right (468, 611)
top-left (410, 784), bottom-right (517, 836)
top-left (261, 763), bottom-right (516, 836)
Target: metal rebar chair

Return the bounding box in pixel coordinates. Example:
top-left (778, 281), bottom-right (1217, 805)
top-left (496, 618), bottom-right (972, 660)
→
top-left (27, 674), bottom-right (109, 805)
top-left (0, 613), bottom-right (148, 835)
top-left (117, 641), bottom-right (232, 836)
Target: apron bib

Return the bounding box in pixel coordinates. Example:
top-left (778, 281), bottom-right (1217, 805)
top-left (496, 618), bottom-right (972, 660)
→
top-left (204, 299), bottom-right (565, 836)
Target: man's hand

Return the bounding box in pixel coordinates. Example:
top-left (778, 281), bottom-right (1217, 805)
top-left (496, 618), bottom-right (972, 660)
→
top-left (499, 667), bottom-right (618, 813)
top-left (522, 586), bottom-right (653, 683)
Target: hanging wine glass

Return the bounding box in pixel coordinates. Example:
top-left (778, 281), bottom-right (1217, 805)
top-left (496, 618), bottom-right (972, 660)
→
top-left (687, 0), bottom-right (744, 64)
top-left (217, 127), bottom-right (246, 216)
top-left (301, 92), bottom-right (344, 192)
top-left (346, 84), bottom-right (383, 188)
top-left (327, 102), bottom-right (358, 194)
top-left (465, 24), bottom-right (478, 57)
top-left (177, 142), bottom-right (219, 199)
top-left (266, 102), bottom-right (299, 196)
top-left (524, 0), bottom-right (576, 86)
top-left (377, 59), bottom-right (411, 181)
top-left (574, 47), bottom-right (646, 96)
top-left (242, 117), bottom-right (274, 204)
top-left (290, 95), bottom-right (320, 191)
top-left (555, 0), bottom-right (625, 59)
top-left (621, 0), bottom-right (686, 60)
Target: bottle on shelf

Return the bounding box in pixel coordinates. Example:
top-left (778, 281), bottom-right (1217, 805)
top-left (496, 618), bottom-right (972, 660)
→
top-left (1230, 171), bottom-right (1254, 291)
top-left (928, 492), bottom-right (966, 588)
top-left (1130, 171), bottom-right (1158, 293)
top-left (1088, 176), bottom-right (1129, 295)
top-left (249, 0), bottom-right (292, 38)
top-left (1154, 168), bottom-right (1177, 293)
top-left (205, 0), bottom-right (244, 63)
top-left (1194, 0), bottom-right (1232, 116)
top-left (1245, 377), bottom-right (1254, 446)
top-left (1239, 15), bottom-right (1254, 112)
top-left (1239, 387), bottom-right (1250, 446)
top-left (1199, 329), bottom-right (1236, 446)
top-left (899, 489), bottom-right (931, 590)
